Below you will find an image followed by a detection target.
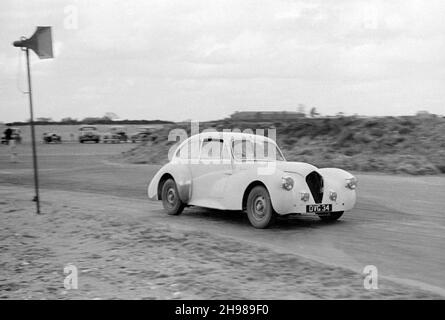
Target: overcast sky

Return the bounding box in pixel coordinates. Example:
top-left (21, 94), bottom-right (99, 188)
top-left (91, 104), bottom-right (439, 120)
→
top-left (1, 0), bottom-right (444, 122)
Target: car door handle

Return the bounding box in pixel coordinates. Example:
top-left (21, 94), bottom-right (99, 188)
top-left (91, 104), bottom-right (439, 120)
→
top-left (223, 171), bottom-right (233, 175)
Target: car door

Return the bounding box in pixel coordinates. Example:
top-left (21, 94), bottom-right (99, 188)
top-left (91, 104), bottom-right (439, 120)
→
top-left (189, 137), bottom-right (233, 208)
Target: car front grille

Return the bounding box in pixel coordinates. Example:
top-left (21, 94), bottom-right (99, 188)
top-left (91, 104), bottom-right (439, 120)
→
top-left (305, 171), bottom-right (324, 203)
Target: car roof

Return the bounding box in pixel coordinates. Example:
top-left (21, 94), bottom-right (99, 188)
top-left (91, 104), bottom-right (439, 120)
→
top-left (179, 132), bottom-right (277, 148)
top-left (193, 131), bottom-right (275, 140)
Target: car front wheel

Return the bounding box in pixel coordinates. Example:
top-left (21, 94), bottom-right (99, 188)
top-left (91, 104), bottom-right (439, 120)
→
top-left (318, 211), bottom-right (344, 222)
top-left (246, 186), bottom-right (275, 229)
top-left (161, 179), bottom-right (185, 215)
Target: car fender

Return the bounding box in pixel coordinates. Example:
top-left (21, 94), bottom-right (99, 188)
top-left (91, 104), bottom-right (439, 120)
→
top-left (223, 166), bottom-right (356, 214)
top-left (147, 162), bottom-right (192, 203)
top-left (318, 168), bottom-right (357, 210)
top-left (264, 172), bottom-right (308, 214)
top-left (221, 166), bottom-right (299, 213)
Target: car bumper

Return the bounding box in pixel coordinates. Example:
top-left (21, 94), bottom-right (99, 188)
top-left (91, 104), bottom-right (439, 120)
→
top-left (271, 186), bottom-right (356, 215)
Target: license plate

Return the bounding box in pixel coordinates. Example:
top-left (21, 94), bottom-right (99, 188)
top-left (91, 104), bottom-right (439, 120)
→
top-left (306, 204), bottom-right (332, 214)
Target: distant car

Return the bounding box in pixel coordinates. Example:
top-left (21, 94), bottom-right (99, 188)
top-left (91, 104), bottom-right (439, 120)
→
top-left (43, 132), bottom-right (62, 144)
top-left (148, 132), bottom-right (357, 229)
top-left (130, 127), bottom-right (156, 143)
top-left (1, 127), bottom-right (22, 144)
top-left (102, 126), bottom-right (128, 143)
top-left (78, 125), bottom-right (100, 143)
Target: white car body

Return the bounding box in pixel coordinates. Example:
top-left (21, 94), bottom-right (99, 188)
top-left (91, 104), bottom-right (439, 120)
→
top-left (148, 132), bottom-right (357, 227)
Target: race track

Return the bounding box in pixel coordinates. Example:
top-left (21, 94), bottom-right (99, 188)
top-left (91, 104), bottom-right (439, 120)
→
top-left (1, 143), bottom-right (444, 296)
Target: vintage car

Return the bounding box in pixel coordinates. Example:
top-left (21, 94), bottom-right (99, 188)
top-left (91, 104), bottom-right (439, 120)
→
top-left (147, 132), bottom-right (357, 228)
top-left (1, 127), bottom-right (22, 144)
top-left (78, 125), bottom-right (100, 143)
top-left (43, 132), bottom-right (62, 143)
top-left (102, 126), bottom-right (128, 143)
top-left (130, 126), bottom-right (157, 143)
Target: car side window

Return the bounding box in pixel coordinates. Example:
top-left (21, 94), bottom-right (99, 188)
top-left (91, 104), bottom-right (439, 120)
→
top-left (232, 139), bottom-right (255, 160)
top-left (200, 138), bottom-right (229, 160)
top-left (232, 139), bottom-right (284, 161)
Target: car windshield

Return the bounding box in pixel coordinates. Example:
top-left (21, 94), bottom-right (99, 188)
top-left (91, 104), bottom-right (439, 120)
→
top-left (232, 138), bottom-right (285, 161)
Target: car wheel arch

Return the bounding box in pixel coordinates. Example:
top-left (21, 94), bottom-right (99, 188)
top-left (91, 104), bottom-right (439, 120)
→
top-left (157, 171), bottom-right (192, 204)
top-left (157, 173), bottom-right (174, 200)
top-left (242, 180), bottom-right (269, 210)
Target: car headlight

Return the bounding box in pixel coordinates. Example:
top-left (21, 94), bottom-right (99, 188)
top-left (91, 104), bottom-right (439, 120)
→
top-left (345, 176), bottom-right (358, 190)
top-left (281, 176), bottom-right (294, 191)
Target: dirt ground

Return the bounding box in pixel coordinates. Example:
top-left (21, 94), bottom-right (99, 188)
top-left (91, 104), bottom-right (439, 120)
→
top-left (1, 143), bottom-right (444, 299)
top-left (1, 186), bottom-right (443, 300)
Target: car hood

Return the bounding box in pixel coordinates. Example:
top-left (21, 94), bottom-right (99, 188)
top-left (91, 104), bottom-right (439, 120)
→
top-left (275, 161), bottom-right (319, 177)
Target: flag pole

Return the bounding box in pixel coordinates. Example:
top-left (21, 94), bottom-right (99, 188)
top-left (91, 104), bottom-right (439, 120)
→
top-left (25, 47), bottom-right (41, 214)
top-left (13, 26), bottom-right (53, 214)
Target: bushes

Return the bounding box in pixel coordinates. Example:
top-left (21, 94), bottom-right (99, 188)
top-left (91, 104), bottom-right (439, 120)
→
top-left (398, 127), bottom-right (412, 135)
top-left (336, 130), bottom-right (355, 146)
top-left (426, 150), bottom-right (445, 173)
top-left (284, 153), bottom-right (440, 175)
top-left (392, 155), bottom-right (440, 175)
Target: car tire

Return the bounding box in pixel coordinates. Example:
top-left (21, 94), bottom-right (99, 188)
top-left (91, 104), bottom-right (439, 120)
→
top-left (318, 211), bottom-right (344, 222)
top-left (161, 179), bottom-right (185, 215)
top-left (246, 186), bottom-right (275, 229)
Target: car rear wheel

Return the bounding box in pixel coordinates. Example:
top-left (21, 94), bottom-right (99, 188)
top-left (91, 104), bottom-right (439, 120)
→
top-left (246, 186), bottom-right (275, 229)
top-left (161, 179), bottom-right (185, 215)
top-left (318, 211), bottom-right (344, 221)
